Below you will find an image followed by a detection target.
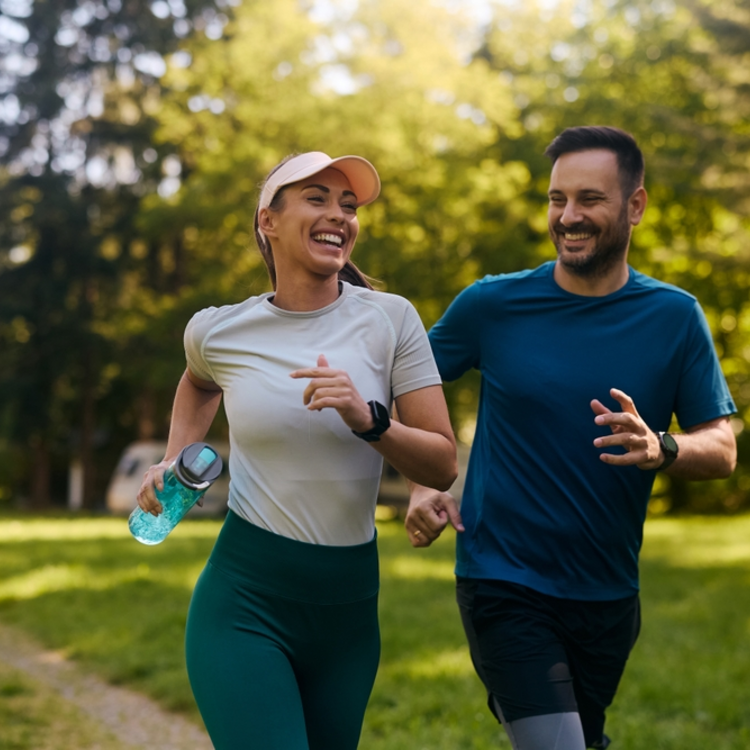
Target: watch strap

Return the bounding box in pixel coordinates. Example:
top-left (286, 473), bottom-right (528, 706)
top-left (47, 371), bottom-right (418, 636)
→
top-left (352, 400), bottom-right (391, 443)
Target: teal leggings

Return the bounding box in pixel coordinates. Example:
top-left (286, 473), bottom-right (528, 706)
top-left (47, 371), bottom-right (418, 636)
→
top-left (185, 510), bottom-right (380, 750)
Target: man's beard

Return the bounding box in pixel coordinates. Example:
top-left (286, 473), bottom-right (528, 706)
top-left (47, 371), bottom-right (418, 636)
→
top-left (549, 205), bottom-right (631, 279)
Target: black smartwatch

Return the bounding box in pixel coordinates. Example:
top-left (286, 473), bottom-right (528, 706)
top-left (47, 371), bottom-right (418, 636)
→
top-left (352, 400), bottom-right (391, 442)
top-left (656, 431), bottom-right (679, 470)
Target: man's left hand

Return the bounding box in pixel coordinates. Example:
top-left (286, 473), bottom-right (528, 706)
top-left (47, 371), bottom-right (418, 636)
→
top-left (590, 388), bottom-right (663, 470)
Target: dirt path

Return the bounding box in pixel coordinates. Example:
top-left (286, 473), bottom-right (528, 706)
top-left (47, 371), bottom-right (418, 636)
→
top-left (0, 622), bottom-right (213, 749)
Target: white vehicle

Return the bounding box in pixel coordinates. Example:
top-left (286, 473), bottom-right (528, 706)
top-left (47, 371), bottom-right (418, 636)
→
top-left (106, 440), bottom-right (469, 517)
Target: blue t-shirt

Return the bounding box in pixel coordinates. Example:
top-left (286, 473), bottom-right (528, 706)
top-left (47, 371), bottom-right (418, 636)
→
top-left (430, 262), bottom-right (735, 600)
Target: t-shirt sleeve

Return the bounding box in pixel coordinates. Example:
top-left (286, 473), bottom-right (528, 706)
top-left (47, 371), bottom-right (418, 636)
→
top-left (674, 301), bottom-right (736, 429)
top-left (428, 281), bottom-right (482, 382)
top-left (183, 308), bottom-right (219, 382)
top-left (391, 300), bottom-right (443, 398)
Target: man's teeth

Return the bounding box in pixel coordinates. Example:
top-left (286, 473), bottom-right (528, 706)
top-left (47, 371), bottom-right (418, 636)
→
top-left (564, 232), bottom-right (593, 240)
top-left (312, 233), bottom-right (343, 246)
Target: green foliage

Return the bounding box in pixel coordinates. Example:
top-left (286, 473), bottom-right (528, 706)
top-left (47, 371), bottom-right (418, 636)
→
top-left (2, 0), bottom-right (750, 511)
top-left (0, 514), bottom-right (749, 748)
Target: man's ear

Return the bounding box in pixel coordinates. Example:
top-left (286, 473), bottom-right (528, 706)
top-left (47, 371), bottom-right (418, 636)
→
top-left (258, 207), bottom-right (278, 238)
top-left (628, 186), bottom-right (648, 226)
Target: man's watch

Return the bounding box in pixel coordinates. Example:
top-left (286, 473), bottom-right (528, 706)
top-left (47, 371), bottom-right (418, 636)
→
top-left (656, 431), bottom-right (679, 470)
top-left (352, 400), bottom-right (391, 443)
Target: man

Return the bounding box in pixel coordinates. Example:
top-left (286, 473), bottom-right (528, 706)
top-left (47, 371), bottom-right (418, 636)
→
top-left (406, 126), bottom-right (736, 750)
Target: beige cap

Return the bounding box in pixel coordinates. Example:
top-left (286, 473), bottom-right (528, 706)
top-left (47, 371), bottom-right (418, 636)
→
top-left (259, 151), bottom-right (381, 211)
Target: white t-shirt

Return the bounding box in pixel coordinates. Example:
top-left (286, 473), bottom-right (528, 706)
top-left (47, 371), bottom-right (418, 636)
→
top-left (184, 282), bottom-right (442, 546)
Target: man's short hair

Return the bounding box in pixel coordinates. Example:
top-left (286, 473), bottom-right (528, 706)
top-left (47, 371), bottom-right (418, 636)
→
top-left (544, 126), bottom-right (645, 198)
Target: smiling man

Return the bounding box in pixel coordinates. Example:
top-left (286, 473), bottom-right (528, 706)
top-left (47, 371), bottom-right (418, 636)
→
top-left (406, 127), bottom-right (737, 750)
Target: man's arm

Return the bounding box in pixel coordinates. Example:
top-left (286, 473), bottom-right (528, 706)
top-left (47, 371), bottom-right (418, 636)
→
top-left (591, 388), bottom-right (736, 480)
top-left (666, 417), bottom-right (736, 480)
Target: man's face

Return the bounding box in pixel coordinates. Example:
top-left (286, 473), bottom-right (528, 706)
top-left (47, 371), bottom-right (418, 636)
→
top-left (547, 149), bottom-right (639, 280)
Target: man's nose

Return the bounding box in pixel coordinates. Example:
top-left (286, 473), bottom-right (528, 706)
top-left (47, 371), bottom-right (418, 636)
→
top-left (560, 201), bottom-right (583, 226)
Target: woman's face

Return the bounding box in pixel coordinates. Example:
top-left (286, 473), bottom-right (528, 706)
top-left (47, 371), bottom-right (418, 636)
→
top-left (261, 167), bottom-right (360, 282)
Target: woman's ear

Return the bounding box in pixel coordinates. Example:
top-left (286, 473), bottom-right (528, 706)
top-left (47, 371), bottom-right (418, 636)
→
top-left (258, 207), bottom-right (278, 238)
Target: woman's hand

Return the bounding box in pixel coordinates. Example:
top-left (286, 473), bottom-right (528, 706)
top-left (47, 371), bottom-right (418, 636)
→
top-left (136, 460), bottom-right (172, 516)
top-left (290, 354), bottom-right (374, 432)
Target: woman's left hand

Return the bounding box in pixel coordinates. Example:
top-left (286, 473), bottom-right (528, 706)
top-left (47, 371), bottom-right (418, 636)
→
top-left (290, 354), bottom-right (374, 432)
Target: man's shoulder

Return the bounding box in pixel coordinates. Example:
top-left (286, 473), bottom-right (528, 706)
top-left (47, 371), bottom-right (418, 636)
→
top-left (627, 269), bottom-right (698, 307)
top-left (474, 262), bottom-right (553, 289)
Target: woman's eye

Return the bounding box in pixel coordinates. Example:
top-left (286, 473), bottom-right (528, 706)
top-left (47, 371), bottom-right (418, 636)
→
top-left (342, 203), bottom-right (357, 212)
top-left (308, 195), bottom-right (324, 203)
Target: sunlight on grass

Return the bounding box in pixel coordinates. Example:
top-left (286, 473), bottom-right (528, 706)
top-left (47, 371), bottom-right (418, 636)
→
top-left (642, 516), bottom-right (750, 567)
top-left (0, 517), bottom-right (223, 543)
top-left (0, 562), bottom-right (205, 601)
top-left (386, 647), bottom-right (475, 679)
top-left (0, 518), bottom-right (131, 542)
top-left (380, 555), bottom-right (455, 581)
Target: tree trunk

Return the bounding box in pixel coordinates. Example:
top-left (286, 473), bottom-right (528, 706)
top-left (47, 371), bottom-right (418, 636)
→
top-left (29, 436), bottom-right (51, 509)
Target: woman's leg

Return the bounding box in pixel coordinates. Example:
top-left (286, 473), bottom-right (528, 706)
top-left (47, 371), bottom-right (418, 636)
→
top-left (185, 562), bottom-right (310, 750)
top-left (296, 595), bottom-right (380, 750)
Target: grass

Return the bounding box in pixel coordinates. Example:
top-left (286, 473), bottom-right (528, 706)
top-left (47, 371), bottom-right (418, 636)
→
top-left (0, 512), bottom-right (749, 748)
top-left (0, 659), bottom-right (126, 750)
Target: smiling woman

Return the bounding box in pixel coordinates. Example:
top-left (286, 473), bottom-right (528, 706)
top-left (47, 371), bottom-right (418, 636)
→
top-left (133, 151), bottom-right (457, 750)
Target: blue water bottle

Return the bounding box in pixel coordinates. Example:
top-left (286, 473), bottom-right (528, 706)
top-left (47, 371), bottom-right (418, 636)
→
top-left (128, 442), bottom-right (223, 545)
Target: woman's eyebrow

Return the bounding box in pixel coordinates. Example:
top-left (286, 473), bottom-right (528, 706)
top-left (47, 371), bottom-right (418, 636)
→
top-left (302, 184), bottom-right (358, 200)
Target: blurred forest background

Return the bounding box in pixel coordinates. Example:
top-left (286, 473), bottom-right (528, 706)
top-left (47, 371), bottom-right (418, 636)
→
top-left (1, 0), bottom-right (749, 514)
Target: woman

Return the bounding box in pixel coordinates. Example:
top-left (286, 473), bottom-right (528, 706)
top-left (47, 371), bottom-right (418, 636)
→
top-left (136, 151), bottom-right (457, 749)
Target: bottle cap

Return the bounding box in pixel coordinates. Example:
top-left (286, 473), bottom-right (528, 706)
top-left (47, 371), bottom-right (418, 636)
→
top-left (174, 443), bottom-right (223, 489)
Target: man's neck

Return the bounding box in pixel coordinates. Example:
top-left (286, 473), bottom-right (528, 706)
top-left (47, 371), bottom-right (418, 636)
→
top-left (553, 260), bottom-right (630, 297)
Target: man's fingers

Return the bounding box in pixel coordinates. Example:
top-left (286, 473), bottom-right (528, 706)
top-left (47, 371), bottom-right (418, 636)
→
top-left (598, 450), bottom-right (648, 466)
top-left (439, 494), bottom-right (465, 532)
top-left (590, 399), bottom-right (612, 417)
top-left (408, 527), bottom-right (434, 547)
top-left (594, 432), bottom-right (644, 450)
top-left (610, 388), bottom-right (639, 416)
top-left (317, 353), bottom-right (329, 368)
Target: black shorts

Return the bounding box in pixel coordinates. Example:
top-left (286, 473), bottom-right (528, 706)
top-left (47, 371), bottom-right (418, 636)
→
top-left (457, 578), bottom-right (640, 748)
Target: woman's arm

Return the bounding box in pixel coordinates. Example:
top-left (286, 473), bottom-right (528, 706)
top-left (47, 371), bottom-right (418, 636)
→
top-left (290, 356), bottom-right (457, 490)
top-left (136, 368), bottom-right (223, 515)
top-left (376, 385), bottom-right (457, 490)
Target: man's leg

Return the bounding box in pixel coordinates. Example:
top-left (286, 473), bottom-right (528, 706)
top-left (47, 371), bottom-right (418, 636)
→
top-left (563, 594), bottom-right (640, 748)
top-left (457, 578), bottom-right (586, 750)
top-left (492, 696), bottom-right (586, 750)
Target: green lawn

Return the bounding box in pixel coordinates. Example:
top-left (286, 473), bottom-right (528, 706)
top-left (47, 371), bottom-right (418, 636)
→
top-left (0, 513), bottom-right (749, 749)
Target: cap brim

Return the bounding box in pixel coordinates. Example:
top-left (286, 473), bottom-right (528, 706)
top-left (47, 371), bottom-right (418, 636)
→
top-left (260, 152), bottom-right (381, 209)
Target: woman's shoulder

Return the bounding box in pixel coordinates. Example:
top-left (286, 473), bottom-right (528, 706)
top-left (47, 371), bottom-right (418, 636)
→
top-left (344, 283), bottom-right (417, 315)
top-left (186, 294), bottom-right (270, 338)
top-left (343, 284), bottom-right (426, 336)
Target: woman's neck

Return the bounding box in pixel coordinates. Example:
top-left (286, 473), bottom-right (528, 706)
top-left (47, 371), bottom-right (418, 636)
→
top-left (271, 274), bottom-right (341, 312)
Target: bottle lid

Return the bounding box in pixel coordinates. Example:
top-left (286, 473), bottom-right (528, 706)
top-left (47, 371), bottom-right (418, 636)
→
top-left (174, 443), bottom-right (223, 489)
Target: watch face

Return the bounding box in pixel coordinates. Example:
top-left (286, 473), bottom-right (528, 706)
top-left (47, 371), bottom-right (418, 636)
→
top-left (662, 432), bottom-right (678, 454)
top-left (372, 400), bottom-right (390, 429)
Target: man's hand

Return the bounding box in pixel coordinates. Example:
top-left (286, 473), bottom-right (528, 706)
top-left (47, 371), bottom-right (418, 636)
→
top-left (405, 484), bottom-right (464, 547)
top-left (590, 388), bottom-right (663, 470)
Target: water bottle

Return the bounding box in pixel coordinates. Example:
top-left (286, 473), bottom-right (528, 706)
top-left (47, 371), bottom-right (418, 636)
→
top-left (128, 442), bottom-right (223, 545)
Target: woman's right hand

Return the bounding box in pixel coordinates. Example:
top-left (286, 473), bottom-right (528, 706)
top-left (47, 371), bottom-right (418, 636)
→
top-left (136, 460), bottom-right (172, 516)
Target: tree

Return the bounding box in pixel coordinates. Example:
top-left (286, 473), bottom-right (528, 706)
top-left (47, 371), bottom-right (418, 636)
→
top-left (0, 0), bottom-right (232, 506)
